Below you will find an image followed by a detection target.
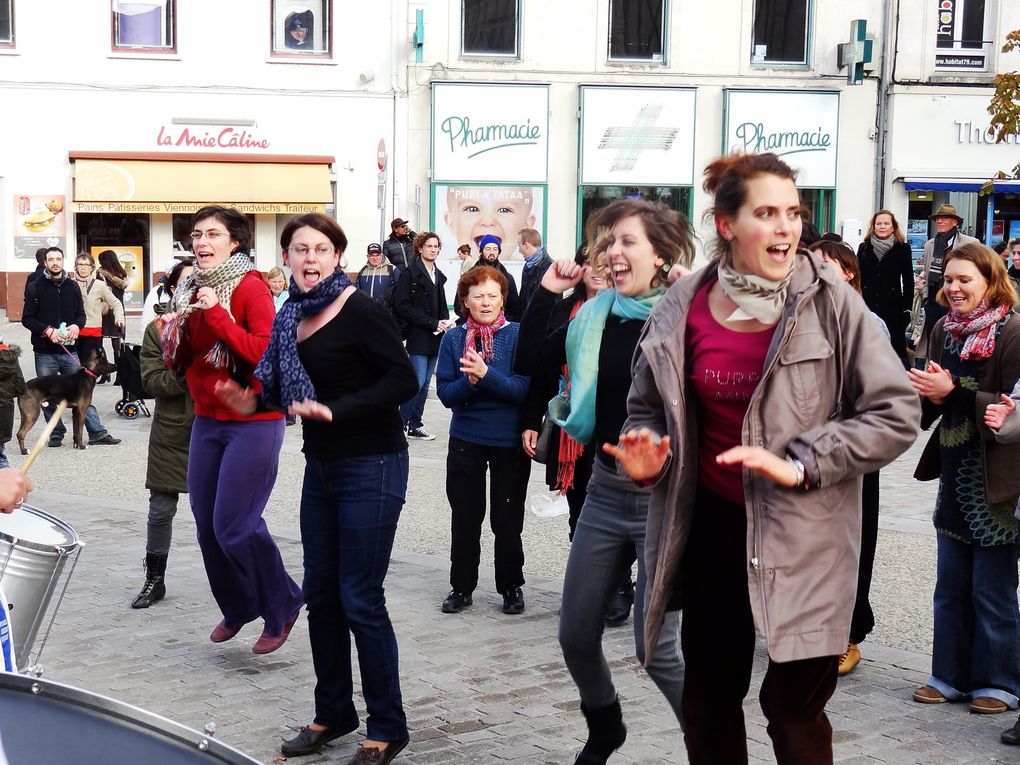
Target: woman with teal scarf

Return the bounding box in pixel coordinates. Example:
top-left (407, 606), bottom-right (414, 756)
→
top-left (515, 198), bottom-right (694, 764)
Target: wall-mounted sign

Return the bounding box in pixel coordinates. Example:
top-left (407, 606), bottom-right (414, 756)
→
top-left (723, 90), bottom-right (840, 188)
top-left (579, 86), bottom-right (697, 186)
top-left (12, 195), bottom-right (67, 260)
top-left (92, 246), bottom-right (145, 308)
top-left (156, 125), bottom-right (270, 151)
top-left (69, 202), bottom-right (325, 214)
top-left (431, 83), bottom-right (549, 183)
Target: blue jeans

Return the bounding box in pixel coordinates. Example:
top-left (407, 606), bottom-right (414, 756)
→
top-left (929, 533), bottom-right (1020, 706)
top-left (33, 351), bottom-right (108, 442)
top-left (0, 444), bottom-right (8, 469)
top-left (558, 479), bottom-right (685, 726)
top-left (399, 353), bottom-right (438, 429)
top-left (301, 451), bottom-right (409, 742)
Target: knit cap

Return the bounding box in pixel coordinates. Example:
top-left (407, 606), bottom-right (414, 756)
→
top-left (478, 234), bottom-right (502, 254)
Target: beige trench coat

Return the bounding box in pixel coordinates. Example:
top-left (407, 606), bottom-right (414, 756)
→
top-left (625, 253), bottom-right (921, 664)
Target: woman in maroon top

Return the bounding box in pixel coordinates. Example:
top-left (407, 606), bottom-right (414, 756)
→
top-left (161, 205), bottom-right (302, 656)
top-left (610, 154), bottom-right (919, 764)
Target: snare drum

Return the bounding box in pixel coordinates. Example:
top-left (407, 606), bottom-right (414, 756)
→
top-left (0, 672), bottom-right (260, 764)
top-left (0, 504), bottom-right (83, 671)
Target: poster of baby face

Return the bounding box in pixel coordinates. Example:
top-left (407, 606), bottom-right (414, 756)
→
top-left (432, 184), bottom-right (545, 262)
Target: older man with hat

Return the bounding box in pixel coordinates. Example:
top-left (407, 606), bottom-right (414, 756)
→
top-left (383, 218), bottom-right (417, 271)
top-left (356, 242), bottom-right (400, 304)
top-left (915, 203), bottom-right (979, 362)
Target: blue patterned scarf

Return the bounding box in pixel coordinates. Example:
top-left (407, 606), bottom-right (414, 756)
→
top-left (254, 269), bottom-right (352, 411)
top-left (548, 286), bottom-right (665, 444)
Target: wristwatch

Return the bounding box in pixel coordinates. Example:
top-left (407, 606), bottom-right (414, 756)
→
top-left (786, 456), bottom-right (810, 490)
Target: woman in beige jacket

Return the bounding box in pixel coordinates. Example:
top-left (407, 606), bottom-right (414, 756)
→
top-left (607, 153), bottom-right (920, 764)
top-left (71, 253), bottom-right (124, 370)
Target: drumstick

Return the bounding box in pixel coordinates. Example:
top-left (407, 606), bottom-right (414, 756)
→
top-left (21, 400), bottom-right (68, 474)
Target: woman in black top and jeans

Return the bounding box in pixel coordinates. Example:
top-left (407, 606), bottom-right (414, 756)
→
top-left (217, 213), bottom-right (417, 765)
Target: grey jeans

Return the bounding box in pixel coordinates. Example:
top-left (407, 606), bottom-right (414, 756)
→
top-left (147, 490), bottom-right (180, 555)
top-left (558, 478), bottom-right (685, 726)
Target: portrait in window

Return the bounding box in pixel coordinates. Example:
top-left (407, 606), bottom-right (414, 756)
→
top-left (462, 0), bottom-right (518, 57)
top-left (0, 1), bottom-right (13, 46)
top-left (112, 0), bottom-right (175, 51)
top-left (751, 0), bottom-right (810, 65)
top-left (608, 0), bottom-right (665, 62)
top-left (272, 0), bottom-right (331, 56)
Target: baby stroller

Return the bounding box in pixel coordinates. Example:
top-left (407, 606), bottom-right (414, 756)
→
top-left (115, 342), bottom-right (151, 420)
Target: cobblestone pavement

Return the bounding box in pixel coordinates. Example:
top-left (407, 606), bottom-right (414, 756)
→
top-left (2, 317), bottom-right (1020, 764)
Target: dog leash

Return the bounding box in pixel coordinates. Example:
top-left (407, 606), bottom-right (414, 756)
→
top-left (56, 342), bottom-right (98, 379)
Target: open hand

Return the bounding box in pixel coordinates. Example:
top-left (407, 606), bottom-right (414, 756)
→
top-left (603, 428), bottom-right (671, 482)
top-left (908, 360), bottom-right (954, 404)
top-left (460, 347), bottom-right (488, 383)
top-left (984, 393), bottom-right (1017, 430)
top-left (213, 379), bottom-right (257, 415)
top-left (289, 398), bottom-right (332, 422)
top-left (716, 446), bottom-right (799, 487)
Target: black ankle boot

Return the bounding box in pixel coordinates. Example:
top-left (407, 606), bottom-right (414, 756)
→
top-left (575, 696), bottom-right (626, 764)
top-left (604, 578), bottom-right (635, 627)
top-left (131, 552), bottom-right (168, 608)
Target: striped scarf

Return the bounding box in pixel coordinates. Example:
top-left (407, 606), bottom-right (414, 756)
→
top-left (160, 253), bottom-right (255, 370)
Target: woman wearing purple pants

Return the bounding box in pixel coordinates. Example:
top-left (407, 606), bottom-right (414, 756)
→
top-left (161, 205), bottom-right (302, 655)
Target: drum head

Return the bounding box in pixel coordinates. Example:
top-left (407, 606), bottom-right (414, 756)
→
top-left (0, 673), bottom-right (260, 764)
top-left (0, 505), bottom-right (79, 553)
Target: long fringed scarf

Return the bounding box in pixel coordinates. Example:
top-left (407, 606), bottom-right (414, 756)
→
top-left (716, 255), bottom-right (793, 324)
top-left (254, 269), bottom-right (352, 411)
top-left (549, 286), bottom-right (666, 445)
top-left (555, 299), bottom-right (586, 493)
top-left (160, 253), bottom-right (255, 370)
top-left (928, 228), bottom-right (959, 294)
top-left (943, 299), bottom-right (1010, 360)
top-left (463, 312), bottom-right (507, 360)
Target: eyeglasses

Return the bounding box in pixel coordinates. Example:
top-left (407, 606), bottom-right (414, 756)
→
top-left (76, 262), bottom-right (93, 269)
top-left (190, 230), bottom-right (230, 241)
top-left (287, 244), bottom-right (335, 257)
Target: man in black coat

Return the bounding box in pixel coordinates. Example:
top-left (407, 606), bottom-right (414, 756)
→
top-left (393, 232), bottom-right (452, 440)
top-left (517, 228), bottom-right (553, 313)
top-left (383, 218), bottom-right (417, 271)
top-left (21, 248), bottom-right (119, 447)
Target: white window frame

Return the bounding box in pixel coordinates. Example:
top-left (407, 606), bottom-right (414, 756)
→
top-left (271, 0), bottom-right (333, 59)
top-left (461, 0), bottom-right (520, 59)
top-left (111, 0), bottom-right (175, 52)
top-left (934, 0), bottom-right (995, 72)
top-left (0, 0), bottom-right (14, 47)
top-left (750, 0), bottom-right (812, 67)
top-left (607, 0), bottom-right (667, 64)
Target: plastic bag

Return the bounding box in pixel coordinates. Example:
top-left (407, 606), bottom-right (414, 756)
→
top-left (529, 492), bottom-right (569, 519)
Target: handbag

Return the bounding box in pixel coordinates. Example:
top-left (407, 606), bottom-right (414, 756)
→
top-left (532, 415), bottom-right (555, 464)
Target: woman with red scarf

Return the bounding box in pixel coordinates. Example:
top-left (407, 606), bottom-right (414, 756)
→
top-left (910, 242), bottom-right (1020, 715)
top-left (435, 265), bottom-right (531, 616)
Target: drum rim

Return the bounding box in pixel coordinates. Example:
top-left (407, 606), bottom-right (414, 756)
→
top-left (0, 504), bottom-right (82, 554)
top-left (0, 672), bottom-right (261, 764)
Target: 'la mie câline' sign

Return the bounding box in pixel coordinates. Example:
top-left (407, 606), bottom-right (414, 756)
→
top-left (156, 126), bottom-right (270, 150)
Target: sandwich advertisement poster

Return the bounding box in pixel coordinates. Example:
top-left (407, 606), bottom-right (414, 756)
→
top-left (12, 195), bottom-right (66, 259)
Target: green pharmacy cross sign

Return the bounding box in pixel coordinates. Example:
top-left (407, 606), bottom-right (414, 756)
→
top-left (838, 19), bottom-right (874, 86)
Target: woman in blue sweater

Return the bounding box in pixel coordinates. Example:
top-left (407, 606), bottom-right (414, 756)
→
top-left (436, 265), bottom-right (531, 616)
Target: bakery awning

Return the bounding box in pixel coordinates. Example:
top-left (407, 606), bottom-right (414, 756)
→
top-left (68, 151), bottom-right (335, 213)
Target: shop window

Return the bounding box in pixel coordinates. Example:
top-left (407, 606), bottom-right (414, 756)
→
top-left (579, 186), bottom-right (691, 244)
top-left (608, 0), bottom-right (665, 63)
top-left (112, 0), bottom-right (175, 52)
top-left (0, 1), bottom-right (13, 47)
top-left (462, 0), bottom-right (519, 57)
top-left (74, 213), bottom-right (150, 309)
top-left (751, 0), bottom-right (810, 65)
top-left (272, 0), bottom-right (331, 57)
top-left (799, 189), bottom-right (834, 235)
top-left (935, 0), bottom-right (994, 71)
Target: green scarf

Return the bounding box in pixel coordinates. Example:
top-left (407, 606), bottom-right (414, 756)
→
top-left (549, 286), bottom-right (665, 444)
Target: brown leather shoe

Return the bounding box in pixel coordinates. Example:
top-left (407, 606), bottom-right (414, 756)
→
top-left (346, 737), bottom-right (409, 764)
top-left (838, 643), bottom-right (861, 676)
top-left (970, 697), bottom-right (1009, 714)
top-left (912, 685), bottom-right (947, 703)
top-left (252, 610), bottom-right (300, 655)
top-left (209, 620), bottom-right (243, 643)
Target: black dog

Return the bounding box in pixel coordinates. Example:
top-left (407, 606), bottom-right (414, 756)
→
top-left (17, 349), bottom-right (118, 452)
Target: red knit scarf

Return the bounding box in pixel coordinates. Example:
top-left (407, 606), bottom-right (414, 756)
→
top-left (943, 299), bottom-right (1009, 360)
top-left (463, 311), bottom-right (507, 360)
top-left (556, 300), bottom-right (586, 494)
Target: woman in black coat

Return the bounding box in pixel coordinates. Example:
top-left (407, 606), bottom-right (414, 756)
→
top-left (858, 209), bottom-right (914, 366)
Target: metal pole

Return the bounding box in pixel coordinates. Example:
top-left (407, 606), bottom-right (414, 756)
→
top-left (873, 0), bottom-right (896, 211)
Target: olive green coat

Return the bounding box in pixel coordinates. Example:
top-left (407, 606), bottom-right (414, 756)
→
top-left (141, 320), bottom-right (194, 493)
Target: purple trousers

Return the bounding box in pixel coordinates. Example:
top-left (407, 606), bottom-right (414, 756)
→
top-left (188, 416), bottom-right (303, 635)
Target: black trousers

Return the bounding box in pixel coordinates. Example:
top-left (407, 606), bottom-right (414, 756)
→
top-left (849, 472), bottom-right (879, 644)
top-left (446, 437), bottom-right (530, 595)
top-left (681, 487), bottom-right (838, 765)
